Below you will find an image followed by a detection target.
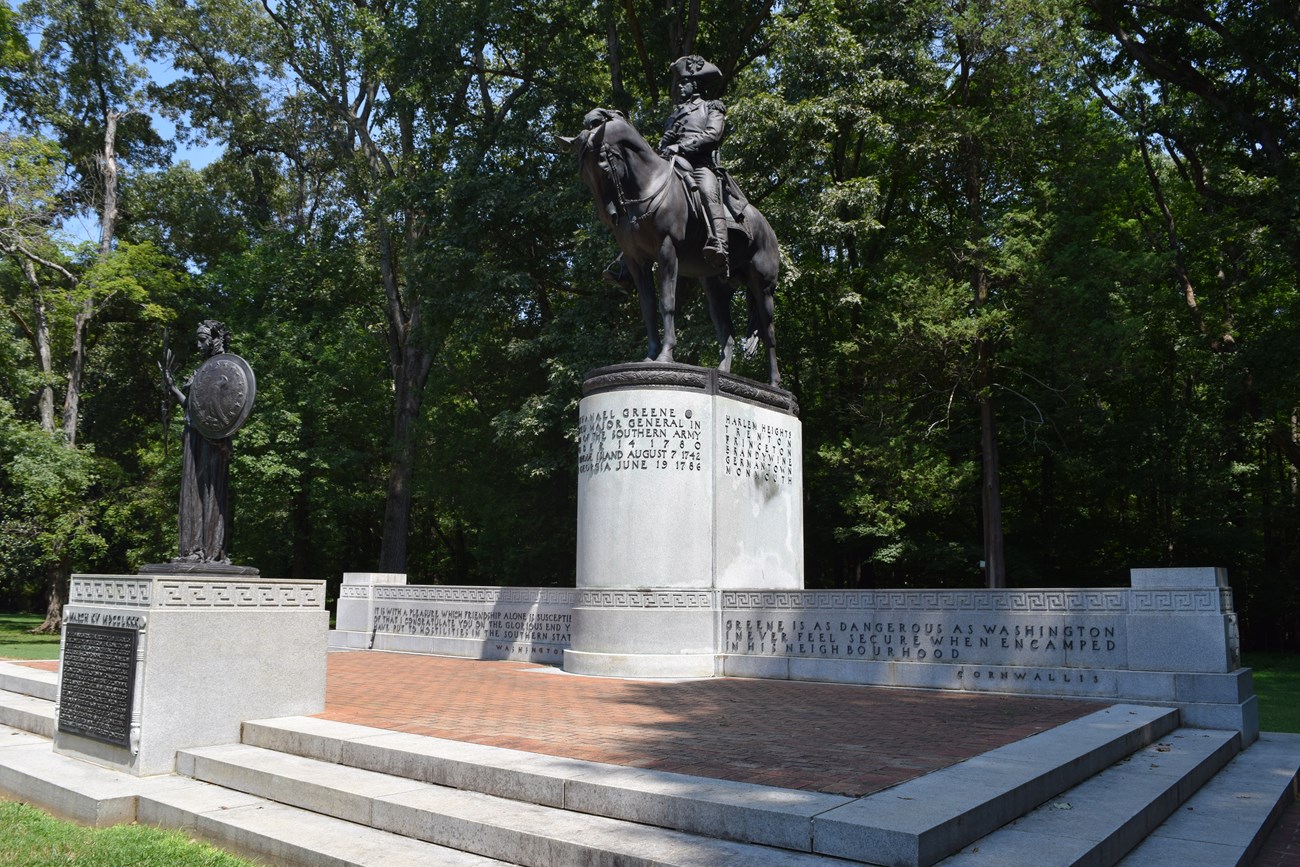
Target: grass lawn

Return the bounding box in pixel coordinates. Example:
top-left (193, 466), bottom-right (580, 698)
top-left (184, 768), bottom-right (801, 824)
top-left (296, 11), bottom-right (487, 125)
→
top-left (0, 614), bottom-right (59, 661)
top-left (1242, 651), bottom-right (1300, 734)
top-left (0, 800), bottom-right (258, 866)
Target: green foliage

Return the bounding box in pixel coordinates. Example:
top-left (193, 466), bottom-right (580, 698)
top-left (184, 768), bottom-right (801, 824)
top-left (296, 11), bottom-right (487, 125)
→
top-left (0, 0), bottom-right (1296, 648)
top-left (0, 799), bottom-right (257, 866)
top-left (0, 400), bottom-right (105, 575)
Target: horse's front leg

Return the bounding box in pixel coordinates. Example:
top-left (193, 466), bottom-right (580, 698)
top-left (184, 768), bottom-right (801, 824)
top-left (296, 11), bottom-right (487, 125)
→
top-left (704, 277), bottom-right (735, 373)
top-left (629, 261), bottom-right (661, 361)
top-left (655, 238), bottom-right (678, 363)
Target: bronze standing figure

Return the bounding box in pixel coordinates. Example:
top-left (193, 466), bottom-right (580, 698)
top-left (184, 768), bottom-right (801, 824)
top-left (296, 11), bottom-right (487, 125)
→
top-left (160, 320), bottom-right (256, 565)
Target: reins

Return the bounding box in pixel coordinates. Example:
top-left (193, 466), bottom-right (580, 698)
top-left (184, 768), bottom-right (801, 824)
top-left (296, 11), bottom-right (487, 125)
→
top-left (589, 115), bottom-right (674, 231)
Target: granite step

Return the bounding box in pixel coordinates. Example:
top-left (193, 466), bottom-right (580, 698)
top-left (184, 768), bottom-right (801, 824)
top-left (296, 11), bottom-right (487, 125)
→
top-left (0, 725), bottom-right (161, 826)
top-left (808, 704), bottom-right (1180, 866)
top-left (139, 778), bottom-right (518, 867)
top-left (1117, 731), bottom-right (1300, 866)
top-left (178, 741), bottom-right (850, 866)
top-left (0, 661), bottom-right (59, 701)
top-left (0, 686), bottom-right (56, 738)
top-left (241, 715), bottom-right (854, 851)
top-left (938, 727), bottom-right (1241, 866)
top-left (0, 725), bottom-right (515, 865)
top-left (243, 704), bottom-right (1175, 861)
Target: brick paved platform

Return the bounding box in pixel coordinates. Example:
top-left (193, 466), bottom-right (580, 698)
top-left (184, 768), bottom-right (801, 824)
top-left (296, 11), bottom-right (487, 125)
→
top-left (320, 651), bottom-right (1100, 797)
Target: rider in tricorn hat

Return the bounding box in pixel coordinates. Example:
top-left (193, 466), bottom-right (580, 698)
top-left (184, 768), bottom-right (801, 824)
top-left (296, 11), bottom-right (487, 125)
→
top-left (659, 55), bottom-right (729, 270)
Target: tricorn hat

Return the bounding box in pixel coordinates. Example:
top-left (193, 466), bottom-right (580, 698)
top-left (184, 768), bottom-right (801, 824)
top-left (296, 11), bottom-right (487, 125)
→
top-left (669, 55), bottom-right (723, 94)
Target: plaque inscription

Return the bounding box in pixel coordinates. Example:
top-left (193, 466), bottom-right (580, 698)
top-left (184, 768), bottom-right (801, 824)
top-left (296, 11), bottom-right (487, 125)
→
top-left (57, 624), bottom-right (138, 748)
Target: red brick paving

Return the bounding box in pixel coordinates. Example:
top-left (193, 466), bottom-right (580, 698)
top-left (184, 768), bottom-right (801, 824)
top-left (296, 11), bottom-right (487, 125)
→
top-left (319, 651), bottom-right (1099, 797)
top-left (14, 660), bottom-right (58, 672)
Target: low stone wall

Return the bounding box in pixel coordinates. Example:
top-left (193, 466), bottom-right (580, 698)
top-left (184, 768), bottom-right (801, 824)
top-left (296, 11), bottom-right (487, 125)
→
top-left (330, 573), bottom-right (576, 665)
top-left (718, 568), bottom-right (1252, 739)
top-left (329, 568), bottom-right (1255, 740)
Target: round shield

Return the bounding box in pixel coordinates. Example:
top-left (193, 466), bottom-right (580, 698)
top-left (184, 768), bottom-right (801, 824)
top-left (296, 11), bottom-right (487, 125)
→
top-left (188, 353), bottom-right (256, 440)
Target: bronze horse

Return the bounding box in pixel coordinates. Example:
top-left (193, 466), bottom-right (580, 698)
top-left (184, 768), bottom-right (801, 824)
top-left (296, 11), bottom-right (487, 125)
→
top-left (561, 108), bottom-right (781, 387)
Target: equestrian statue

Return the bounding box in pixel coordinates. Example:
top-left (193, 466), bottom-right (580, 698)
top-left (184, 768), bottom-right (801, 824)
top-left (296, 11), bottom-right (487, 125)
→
top-left (560, 55), bottom-right (782, 387)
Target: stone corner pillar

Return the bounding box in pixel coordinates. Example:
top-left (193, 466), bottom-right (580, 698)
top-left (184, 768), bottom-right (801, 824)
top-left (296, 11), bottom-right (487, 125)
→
top-left (333, 572), bottom-right (408, 649)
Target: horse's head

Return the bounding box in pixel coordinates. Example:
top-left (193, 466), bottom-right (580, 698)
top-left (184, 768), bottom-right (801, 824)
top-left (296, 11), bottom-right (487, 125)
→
top-left (556, 108), bottom-right (625, 162)
top-left (557, 109), bottom-right (635, 200)
top-left (558, 108), bottom-right (666, 229)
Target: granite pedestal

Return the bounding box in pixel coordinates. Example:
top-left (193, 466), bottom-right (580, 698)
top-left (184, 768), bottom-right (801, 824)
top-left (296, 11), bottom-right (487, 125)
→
top-left (565, 363), bottom-right (803, 677)
top-left (53, 572), bottom-right (327, 776)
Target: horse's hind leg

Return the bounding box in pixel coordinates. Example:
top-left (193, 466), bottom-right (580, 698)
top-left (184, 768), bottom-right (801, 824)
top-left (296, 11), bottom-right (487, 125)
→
top-left (630, 263), bottom-right (661, 361)
top-left (704, 277), bottom-right (736, 373)
top-left (746, 271), bottom-right (780, 387)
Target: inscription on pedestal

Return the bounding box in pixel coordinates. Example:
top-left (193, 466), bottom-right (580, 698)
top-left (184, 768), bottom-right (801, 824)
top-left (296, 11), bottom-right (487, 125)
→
top-left (722, 413), bottom-right (795, 485)
top-left (57, 624), bottom-right (138, 748)
top-left (577, 402), bottom-right (704, 476)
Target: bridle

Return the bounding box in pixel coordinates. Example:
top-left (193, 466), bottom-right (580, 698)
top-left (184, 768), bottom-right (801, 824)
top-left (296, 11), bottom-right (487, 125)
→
top-left (582, 111), bottom-right (674, 231)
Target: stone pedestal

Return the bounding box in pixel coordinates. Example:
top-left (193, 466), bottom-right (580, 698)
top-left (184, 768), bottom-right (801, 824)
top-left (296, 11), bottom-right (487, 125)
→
top-left (53, 572), bottom-right (328, 776)
top-left (565, 363), bottom-right (803, 677)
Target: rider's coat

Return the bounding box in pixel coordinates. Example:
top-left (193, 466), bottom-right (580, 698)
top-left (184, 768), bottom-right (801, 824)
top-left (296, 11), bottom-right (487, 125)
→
top-left (660, 97), bottom-right (725, 167)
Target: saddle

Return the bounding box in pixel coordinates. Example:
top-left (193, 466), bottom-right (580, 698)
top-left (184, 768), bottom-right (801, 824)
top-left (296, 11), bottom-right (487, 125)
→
top-left (668, 156), bottom-right (751, 241)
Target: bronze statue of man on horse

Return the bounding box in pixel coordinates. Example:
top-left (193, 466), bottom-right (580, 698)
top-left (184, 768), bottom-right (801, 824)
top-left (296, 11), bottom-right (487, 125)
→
top-left (562, 55), bottom-right (783, 388)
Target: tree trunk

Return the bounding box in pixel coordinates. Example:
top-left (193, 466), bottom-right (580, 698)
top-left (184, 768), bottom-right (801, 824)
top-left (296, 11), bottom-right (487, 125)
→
top-left (958, 39), bottom-right (1005, 588)
top-left (17, 257), bottom-right (56, 433)
top-left (31, 560), bottom-right (66, 634)
top-left (978, 336), bottom-right (1006, 587)
top-left (62, 110), bottom-right (123, 448)
top-left (378, 361), bottom-right (425, 573)
top-left (62, 308), bottom-right (90, 447)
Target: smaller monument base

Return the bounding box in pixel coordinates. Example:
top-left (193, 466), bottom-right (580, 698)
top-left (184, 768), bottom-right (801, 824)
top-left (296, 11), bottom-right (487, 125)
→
top-left (53, 572), bottom-right (326, 776)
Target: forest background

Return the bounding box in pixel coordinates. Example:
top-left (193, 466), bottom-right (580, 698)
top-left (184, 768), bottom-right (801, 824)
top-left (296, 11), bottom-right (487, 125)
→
top-left (0, 0), bottom-right (1296, 650)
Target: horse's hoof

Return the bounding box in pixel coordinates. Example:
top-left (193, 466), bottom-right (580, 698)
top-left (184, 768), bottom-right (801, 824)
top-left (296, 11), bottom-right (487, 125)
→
top-left (642, 357), bottom-right (655, 363)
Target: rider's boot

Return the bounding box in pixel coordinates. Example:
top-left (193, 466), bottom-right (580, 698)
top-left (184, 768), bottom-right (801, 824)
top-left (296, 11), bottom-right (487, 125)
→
top-left (694, 168), bottom-right (729, 274)
top-left (704, 223), bottom-right (728, 273)
top-left (703, 195), bottom-right (729, 274)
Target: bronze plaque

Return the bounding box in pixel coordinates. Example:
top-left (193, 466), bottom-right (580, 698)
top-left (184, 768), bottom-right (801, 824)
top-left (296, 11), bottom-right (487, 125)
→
top-left (57, 624), bottom-right (138, 748)
top-left (188, 353), bottom-right (256, 439)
